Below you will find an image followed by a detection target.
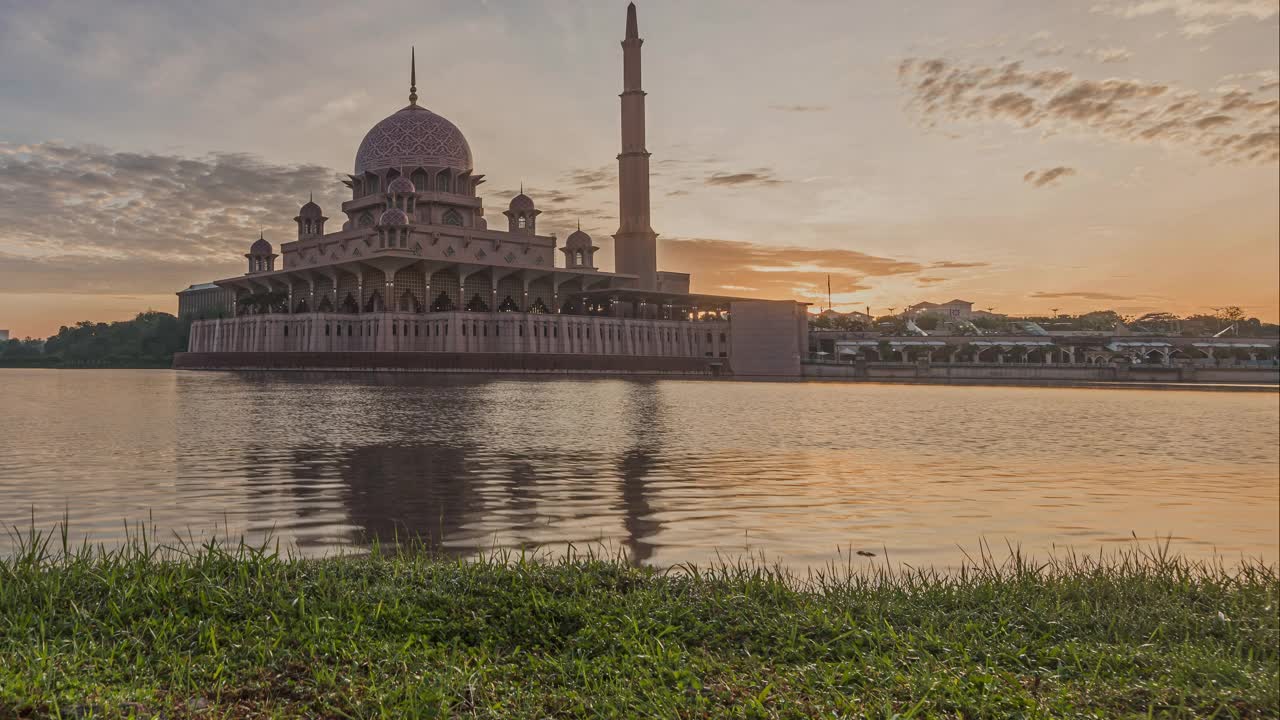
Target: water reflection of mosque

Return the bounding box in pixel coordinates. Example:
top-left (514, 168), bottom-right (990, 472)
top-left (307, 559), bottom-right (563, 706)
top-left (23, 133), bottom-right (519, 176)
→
top-left (233, 376), bottom-right (667, 564)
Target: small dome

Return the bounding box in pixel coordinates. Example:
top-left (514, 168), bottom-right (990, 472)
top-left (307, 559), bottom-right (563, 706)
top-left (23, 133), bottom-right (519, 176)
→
top-left (386, 176), bottom-right (416, 194)
top-left (508, 193), bottom-right (535, 211)
top-left (566, 228), bottom-right (593, 246)
top-left (298, 199), bottom-right (323, 217)
top-left (378, 207), bottom-right (409, 226)
top-left (249, 237), bottom-right (273, 255)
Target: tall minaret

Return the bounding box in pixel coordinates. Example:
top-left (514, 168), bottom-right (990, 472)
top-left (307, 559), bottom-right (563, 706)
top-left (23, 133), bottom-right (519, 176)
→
top-left (613, 2), bottom-right (658, 290)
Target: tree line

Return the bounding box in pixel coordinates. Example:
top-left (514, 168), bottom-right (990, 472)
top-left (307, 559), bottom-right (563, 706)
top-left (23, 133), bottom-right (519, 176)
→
top-left (0, 312), bottom-right (190, 368)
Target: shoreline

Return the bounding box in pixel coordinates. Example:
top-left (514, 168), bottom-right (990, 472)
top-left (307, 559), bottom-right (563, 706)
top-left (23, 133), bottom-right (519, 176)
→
top-left (6, 364), bottom-right (1279, 392)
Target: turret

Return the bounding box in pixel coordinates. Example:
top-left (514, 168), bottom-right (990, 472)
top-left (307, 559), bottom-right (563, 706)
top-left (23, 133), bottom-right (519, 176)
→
top-left (294, 194), bottom-right (327, 240)
top-left (245, 234), bottom-right (276, 274)
top-left (504, 190), bottom-right (540, 234)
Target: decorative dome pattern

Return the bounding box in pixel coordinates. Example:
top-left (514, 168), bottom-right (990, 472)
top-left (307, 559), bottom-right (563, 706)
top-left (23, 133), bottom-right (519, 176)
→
top-left (378, 208), bottom-right (409, 226)
top-left (509, 193), bottom-right (535, 211)
top-left (386, 176), bottom-right (416, 194)
top-left (355, 105), bottom-right (473, 175)
top-left (298, 200), bottom-right (323, 217)
top-left (249, 237), bottom-right (273, 255)
top-left (566, 228), bottom-right (593, 246)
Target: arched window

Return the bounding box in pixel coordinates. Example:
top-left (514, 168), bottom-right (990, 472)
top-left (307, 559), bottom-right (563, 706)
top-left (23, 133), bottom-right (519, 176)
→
top-left (574, 250), bottom-right (584, 266)
top-left (442, 209), bottom-right (462, 226)
top-left (517, 215), bottom-right (527, 229)
top-left (411, 170), bottom-right (428, 192)
top-left (430, 291), bottom-right (455, 312)
top-left (436, 173), bottom-right (450, 192)
top-left (358, 211), bottom-right (374, 228)
top-left (367, 174), bottom-right (380, 193)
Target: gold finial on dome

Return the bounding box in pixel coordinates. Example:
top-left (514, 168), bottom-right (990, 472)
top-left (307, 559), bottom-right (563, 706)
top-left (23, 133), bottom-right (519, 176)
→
top-left (409, 47), bottom-right (418, 106)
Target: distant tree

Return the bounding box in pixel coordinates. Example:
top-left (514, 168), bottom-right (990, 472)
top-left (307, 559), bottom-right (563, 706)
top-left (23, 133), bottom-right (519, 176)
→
top-left (969, 315), bottom-right (1003, 331)
top-left (32, 312), bottom-right (190, 368)
top-left (1079, 310), bottom-right (1124, 331)
top-left (914, 313), bottom-right (941, 331)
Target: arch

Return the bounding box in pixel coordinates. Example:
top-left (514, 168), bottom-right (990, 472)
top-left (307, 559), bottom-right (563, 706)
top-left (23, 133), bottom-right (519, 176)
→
top-left (517, 215), bottom-right (527, 229)
top-left (442, 208), bottom-right (462, 226)
top-left (399, 289), bottom-right (422, 313)
top-left (358, 211), bottom-right (374, 228)
top-left (574, 250), bottom-right (584, 266)
top-left (436, 172), bottom-right (451, 193)
top-left (410, 169), bottom-right (428, 192)
top-left (430, 291), bottom-right (456, 312)
top-left (366, 173), bottom-right (380, 194)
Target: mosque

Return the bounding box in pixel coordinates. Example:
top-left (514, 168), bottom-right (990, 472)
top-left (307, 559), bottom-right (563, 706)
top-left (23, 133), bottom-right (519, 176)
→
top-left (178, 3), bottom-right (808, 376)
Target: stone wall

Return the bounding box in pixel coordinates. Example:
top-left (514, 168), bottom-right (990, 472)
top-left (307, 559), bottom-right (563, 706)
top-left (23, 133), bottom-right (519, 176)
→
top-left (174, 351), bottom-right (721, 375)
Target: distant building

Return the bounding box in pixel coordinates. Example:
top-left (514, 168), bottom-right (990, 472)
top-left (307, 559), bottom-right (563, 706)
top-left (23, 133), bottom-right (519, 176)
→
top-left (907, 299), bottom-right (974, 321)
top-left (0, 329), bottom-right (9, 341)
top-left (814, 308), bottom-right (872, 323)
top-left (176, 283), bottom-right (236, 320)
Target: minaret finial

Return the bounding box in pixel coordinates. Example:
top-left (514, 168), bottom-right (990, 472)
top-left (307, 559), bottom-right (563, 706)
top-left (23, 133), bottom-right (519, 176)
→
top-left (577, 218), bottom-right (581, 231)
top-left (626, 2), bottom-right (638, 39)
top-left (520, 181), bottom-right (524, 194)
top-left (409, 47), bottom-right (418, 106)
top-left (309, 191), bottom-right (313, 203)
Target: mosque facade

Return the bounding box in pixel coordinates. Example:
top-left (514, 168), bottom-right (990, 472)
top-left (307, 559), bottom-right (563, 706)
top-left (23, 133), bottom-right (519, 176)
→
top-left (178, 3), bottom-right (808, 376)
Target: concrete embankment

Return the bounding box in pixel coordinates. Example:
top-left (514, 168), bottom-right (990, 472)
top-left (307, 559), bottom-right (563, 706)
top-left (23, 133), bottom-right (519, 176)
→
top-left (802, 361), bottom-right (1279, 390)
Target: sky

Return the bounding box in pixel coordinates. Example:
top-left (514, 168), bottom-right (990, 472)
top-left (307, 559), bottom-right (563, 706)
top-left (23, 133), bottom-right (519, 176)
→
top-left (0, 0), bottom-right (1277, 338)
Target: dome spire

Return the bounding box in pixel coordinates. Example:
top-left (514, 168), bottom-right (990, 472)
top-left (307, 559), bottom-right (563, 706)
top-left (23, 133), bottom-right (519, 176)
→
top-left (409, 47), bottom-right (418, 106)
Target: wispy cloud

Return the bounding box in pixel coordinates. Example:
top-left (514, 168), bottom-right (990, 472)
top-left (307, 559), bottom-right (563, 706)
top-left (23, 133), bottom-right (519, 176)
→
top-left (705, 170), bottom-right (784, 187)
top-left (1084, 47), bottom-right (1134, 63)
top-left (1030, 290), bottom-right (1137, 300)
top-left (768, 104), bottom-right (830, 112)
top-left (1090, 0), bottom-right (1279, 37)
top-left (1023, 166), bottom-right (1078, 187)
top-left (898, 58), bottom-right (1280, 164)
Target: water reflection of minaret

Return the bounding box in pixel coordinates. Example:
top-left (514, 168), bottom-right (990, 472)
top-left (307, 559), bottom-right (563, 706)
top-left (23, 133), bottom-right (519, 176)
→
top-left (615, 380), bottom-right (665, 565)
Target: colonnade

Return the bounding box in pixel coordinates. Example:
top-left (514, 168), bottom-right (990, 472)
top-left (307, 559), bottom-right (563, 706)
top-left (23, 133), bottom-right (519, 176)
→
top-left (189, 311), bottom-right (733, 358)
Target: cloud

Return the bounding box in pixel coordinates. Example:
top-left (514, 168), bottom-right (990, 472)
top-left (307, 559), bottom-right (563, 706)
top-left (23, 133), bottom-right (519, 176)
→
top-left (0, 142), bottom-right (347, 293)
top-left (915, 276), bottom-right (948, 285)
top-left (930, 260), bottom-right (991, 269)
top-left (1030, 290), bottom-right (1138, 300)
top-left (705, 170), bottom-right (784, 187)
top-left (660, 237), bottom-right (930, 303)
top-left (769, 104), bottom-right (830, 112)
top-left (1023, 166), bottom-right (1078, 187)
top-left (898, 58), bottom-right (1280, 164)
top-left (561, 166), bottom-right (616, 192)
top-left (1090, 0), bottom-right (1278, 36)
top-left (1084, 47), bottom-right (1134, 63)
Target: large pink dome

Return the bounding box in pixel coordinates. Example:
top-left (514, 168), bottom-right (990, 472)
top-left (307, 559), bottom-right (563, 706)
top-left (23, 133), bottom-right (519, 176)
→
top-left (354, 105), bottom-right (473, 175)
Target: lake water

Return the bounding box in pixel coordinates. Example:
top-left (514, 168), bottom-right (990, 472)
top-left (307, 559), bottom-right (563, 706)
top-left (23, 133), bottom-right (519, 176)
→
top-left (1, 369), bottom-right (1277, 570)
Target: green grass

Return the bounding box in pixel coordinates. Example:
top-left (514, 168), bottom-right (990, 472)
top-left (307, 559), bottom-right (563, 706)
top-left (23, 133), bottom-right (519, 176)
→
top-left (0, 529), bottom-right (1276, 719)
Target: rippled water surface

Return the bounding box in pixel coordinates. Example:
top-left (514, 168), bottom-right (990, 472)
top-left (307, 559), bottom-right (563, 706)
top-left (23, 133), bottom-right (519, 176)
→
top-left (2, 369), bottom-right (1277, 569)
